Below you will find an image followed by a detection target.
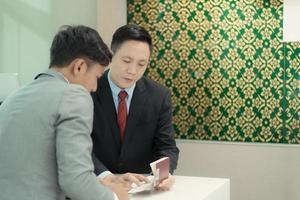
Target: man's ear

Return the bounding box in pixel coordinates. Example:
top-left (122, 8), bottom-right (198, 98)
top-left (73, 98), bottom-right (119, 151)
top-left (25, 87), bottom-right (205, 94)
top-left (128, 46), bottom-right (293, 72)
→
top-left (71, 58), bottom-right (87, 75)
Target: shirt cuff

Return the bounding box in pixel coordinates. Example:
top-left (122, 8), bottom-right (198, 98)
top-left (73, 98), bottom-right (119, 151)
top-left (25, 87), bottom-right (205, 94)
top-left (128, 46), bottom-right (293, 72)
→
top-left (97, 170), bottom-right (113, 179)
top-left (113, 192), bottom-right (119, 200)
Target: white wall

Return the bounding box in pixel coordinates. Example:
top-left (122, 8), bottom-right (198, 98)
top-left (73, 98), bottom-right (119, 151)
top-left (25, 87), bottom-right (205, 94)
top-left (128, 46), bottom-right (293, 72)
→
top-left (0, 0), bottom-right (98, 86)
top-left (97, 0), bottom-right (127, 48)
top-left (175, 140), bottom-right (300, 200)
top-left (283, 0), bottom-right (300, 42)
top-left (0, 0), bottom-right (126, 86)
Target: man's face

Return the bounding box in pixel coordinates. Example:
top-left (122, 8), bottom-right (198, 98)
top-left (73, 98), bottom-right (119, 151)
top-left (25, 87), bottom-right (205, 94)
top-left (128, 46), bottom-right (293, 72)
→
top-left (78, 62), bottom-right (105, 92)
top-left (109, 40), bottom-right (151, 89)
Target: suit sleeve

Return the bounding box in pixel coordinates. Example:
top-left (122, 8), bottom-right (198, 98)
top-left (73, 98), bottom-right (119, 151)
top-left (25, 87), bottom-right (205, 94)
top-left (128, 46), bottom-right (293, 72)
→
top-left (153, 90), bottom-right (179, 174)
top-left (55, 86), bottom-right (114, 200)
top-left (92, 151), bottom-right (109, 175)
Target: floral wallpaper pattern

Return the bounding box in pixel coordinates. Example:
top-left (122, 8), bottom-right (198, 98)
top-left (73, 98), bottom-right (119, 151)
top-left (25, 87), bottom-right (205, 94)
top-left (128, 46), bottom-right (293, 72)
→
top-left (127, 0), bottom-right (299, 143)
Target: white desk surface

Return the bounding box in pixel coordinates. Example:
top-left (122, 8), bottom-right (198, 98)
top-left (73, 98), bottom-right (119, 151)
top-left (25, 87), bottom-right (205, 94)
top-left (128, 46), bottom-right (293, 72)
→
top-left (131, 175), bottom-right (230, 200)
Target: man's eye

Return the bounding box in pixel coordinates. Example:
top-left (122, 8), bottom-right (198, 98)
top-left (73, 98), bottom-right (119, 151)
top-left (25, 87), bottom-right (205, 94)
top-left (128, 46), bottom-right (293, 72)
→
top-left (138, 62), bottom-right (147, 67)
top-left (123, 60), bottom-right (130, 63)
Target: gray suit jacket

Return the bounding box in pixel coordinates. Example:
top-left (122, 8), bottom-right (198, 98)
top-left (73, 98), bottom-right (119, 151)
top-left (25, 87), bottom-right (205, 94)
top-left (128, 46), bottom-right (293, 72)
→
top-left (0, 69), bottom-right (114, 200)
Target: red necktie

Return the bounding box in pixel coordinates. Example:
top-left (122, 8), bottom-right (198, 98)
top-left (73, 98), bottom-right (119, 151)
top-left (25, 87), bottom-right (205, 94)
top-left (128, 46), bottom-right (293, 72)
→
top-left (117, 90), bottom-right (127, 140)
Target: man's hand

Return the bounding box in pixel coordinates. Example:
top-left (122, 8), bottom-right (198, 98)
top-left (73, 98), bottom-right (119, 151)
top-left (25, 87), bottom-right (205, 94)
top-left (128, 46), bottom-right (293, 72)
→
top-left (117, 173), bottom-right (149, 187)
top-left (107, 182), bottom-right (130, 200)
top-left (99, 176), bottom-right (129, 200)
top-left (155, 174), bottom-right (175, 191)
top-left (100, 173), bottom-right (148, 191)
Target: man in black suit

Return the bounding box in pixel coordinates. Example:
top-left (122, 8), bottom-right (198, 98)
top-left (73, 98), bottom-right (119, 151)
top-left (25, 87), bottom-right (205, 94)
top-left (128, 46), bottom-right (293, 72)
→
top-left (92, 24), bottom-right (179, 190)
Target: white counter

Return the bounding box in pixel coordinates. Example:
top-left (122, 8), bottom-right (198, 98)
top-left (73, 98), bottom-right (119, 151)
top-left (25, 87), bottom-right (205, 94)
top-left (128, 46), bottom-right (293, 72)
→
top-left (131, 175), bottom-right (230, 200)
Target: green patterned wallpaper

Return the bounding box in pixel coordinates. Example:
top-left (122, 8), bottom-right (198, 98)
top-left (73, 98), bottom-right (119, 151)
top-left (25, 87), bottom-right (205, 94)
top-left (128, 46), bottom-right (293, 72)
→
top-left (127, 0), bottom-right (300, 143)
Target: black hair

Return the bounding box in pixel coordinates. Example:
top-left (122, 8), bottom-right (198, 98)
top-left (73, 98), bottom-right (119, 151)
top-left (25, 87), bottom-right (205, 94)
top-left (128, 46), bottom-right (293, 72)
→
top-left (49, 25), bottom-right (112, 68)
top-left (111, 24), bottom-right (153, 54)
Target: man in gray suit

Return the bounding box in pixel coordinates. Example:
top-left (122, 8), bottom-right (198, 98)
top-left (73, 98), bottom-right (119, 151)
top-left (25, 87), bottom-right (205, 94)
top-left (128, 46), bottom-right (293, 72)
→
top-left (0, 25), bottom-right (141, 200)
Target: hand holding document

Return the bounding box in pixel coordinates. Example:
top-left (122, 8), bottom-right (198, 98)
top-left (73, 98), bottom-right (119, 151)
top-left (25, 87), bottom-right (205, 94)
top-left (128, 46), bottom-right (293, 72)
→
top-left (150, 157), bottom-right (170, 187)
top-left (128, 176), bottom-right (155, 193)
top-left (129, 157), bottom-right (174, 194)
top-left (101, 173), bottom-right (148, 191)
top-left (155, 174), bottom-right (175, 191)
top-left (99, 176), bottom-right (130, 200)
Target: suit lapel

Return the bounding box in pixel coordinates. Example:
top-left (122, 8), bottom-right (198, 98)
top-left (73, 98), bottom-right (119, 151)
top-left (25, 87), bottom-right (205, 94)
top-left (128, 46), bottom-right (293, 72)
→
top-left (96, 73), bottom-right (122, 148)
top-left (121, 78), bottom-right (147, 155)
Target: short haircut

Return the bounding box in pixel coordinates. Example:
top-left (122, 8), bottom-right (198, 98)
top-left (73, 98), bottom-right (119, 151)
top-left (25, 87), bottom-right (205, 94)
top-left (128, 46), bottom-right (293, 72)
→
top-left (111, 24), bottom-right (153, 54)
top-left (49, 25), bottom-right (112, 68)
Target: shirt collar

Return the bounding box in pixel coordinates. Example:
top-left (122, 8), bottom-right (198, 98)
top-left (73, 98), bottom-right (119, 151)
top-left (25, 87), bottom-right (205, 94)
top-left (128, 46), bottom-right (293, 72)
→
top-left (107, 70), bottom-right (135, 98)
top-left (35, 69), bottom-right (69, 84)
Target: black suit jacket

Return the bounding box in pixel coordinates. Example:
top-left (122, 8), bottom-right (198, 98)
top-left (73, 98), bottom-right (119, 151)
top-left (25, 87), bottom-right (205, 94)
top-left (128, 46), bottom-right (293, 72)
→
top-left (91, 71), bottom-right (179, 175)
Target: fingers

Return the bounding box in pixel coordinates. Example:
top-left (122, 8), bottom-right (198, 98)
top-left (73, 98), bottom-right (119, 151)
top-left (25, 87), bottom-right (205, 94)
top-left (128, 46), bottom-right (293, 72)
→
top-left (99, 174), bottom-right (116, 186)
top-left (156, 175), bottom-right (175, 191)
top-left (131, 173), bottom-right (149, 183)
top-left (98, 174), bottom-right (131, 195)
top-left (102, 172), bottom-right (176, 192)
top-left (100, 175), bottom-right (132, 191)
top-left (120, 173), bottom-right (148, 185)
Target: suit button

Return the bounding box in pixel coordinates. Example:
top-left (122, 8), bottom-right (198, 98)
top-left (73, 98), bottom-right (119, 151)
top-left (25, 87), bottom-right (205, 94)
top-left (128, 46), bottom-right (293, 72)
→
top-left (119, 162), bottom-right (123, 167)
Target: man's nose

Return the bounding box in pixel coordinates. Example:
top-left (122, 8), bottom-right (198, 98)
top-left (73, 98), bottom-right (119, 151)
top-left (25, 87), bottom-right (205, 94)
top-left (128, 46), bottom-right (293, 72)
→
top-left (127, 65), bottom-right (137, 74)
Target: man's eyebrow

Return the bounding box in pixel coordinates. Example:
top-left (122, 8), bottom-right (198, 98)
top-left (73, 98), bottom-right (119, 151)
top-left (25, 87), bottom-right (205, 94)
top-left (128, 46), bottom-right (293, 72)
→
top-left (138, 59), bottom-right (148, 63)
top-left (121, 56), bottom-right (132, 59)
top-left (121, 56), bottom-right (149, 62)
